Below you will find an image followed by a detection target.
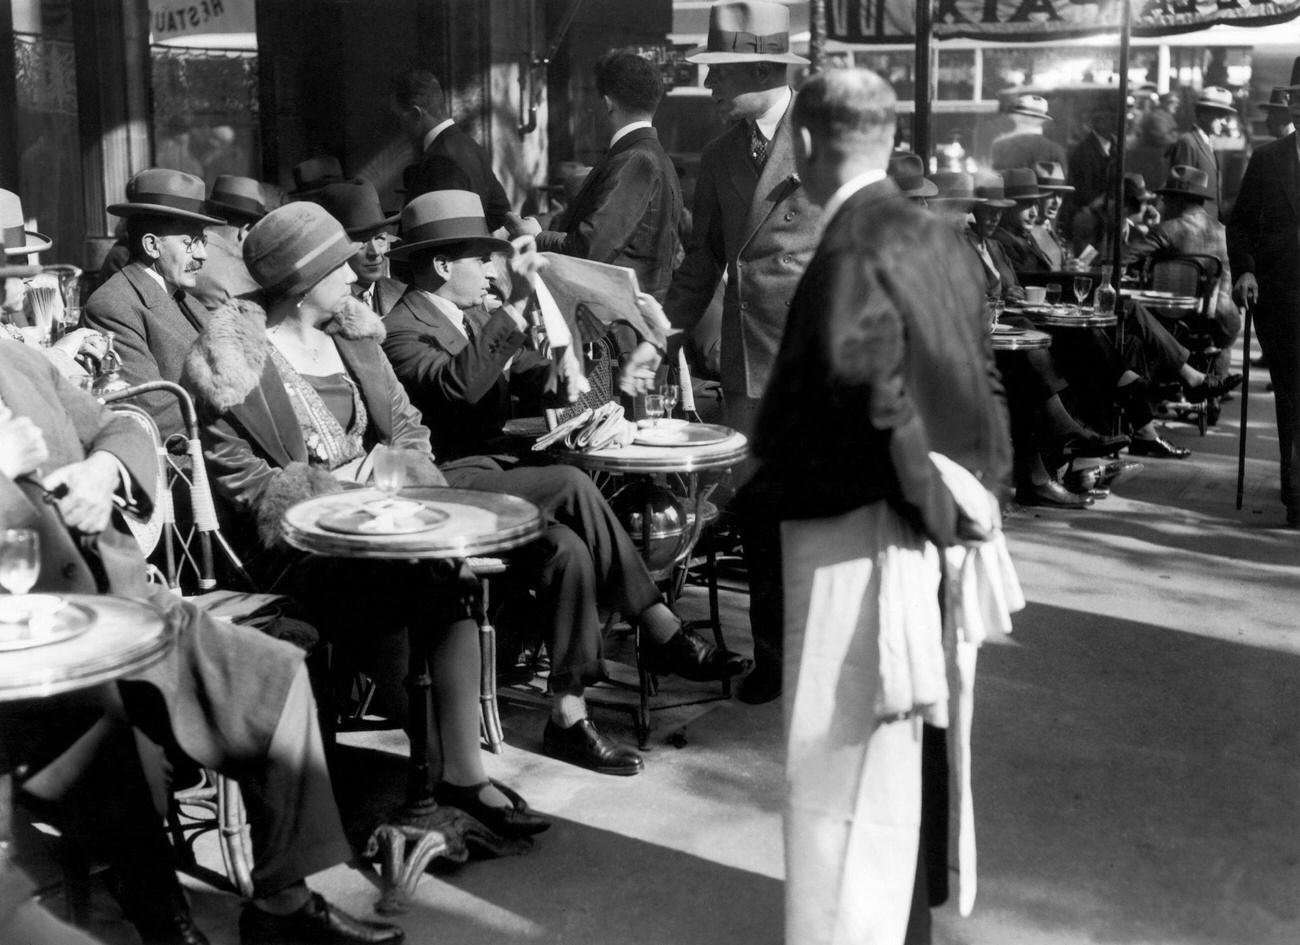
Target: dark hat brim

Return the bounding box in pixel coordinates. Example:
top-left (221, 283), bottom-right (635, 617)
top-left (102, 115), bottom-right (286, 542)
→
top-left (1007, 189), bottom-right (1048, 201)
top-left (1037, 183), bottom-right (1075, 193)
top-left (1008, 107), bottom-right (1052, 120)
top-left (1156, 184), bottom-right (1214, 201)
top-left (387, 234), bottom-right (513, 261)
top-left (1258, 101), bottom-right (1291, 111)
top-left (206, 198), bottom-right (267, 221)
top-left (2, 230), bottom-right (53, 255)
top-left (897, 180), bottom-right (939, 198)
top-left (685, 46), bottom-right (808, 65)
top-left (106, 202), bottom-right (226, 225)
top-left (344, 212), bottom-right (401, 238)
top-left (977, 198), bottom-right (1015, 209)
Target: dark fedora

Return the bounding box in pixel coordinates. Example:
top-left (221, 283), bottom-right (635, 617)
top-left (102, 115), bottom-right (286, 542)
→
top-left (387, 191), bottom-right (513, 261)
top-left (315, 179), bottom-right (400, 238)
top-left (289, 156), bottom-right (346, 197)
top-left (972, 171), bottom-right (1014, 208)
top-left (1001, 166), bottom-right (1046, 202)
top-left (930, 171), bottom-right (978, 207)
top-left (1283, 56), bottom-right (1300, 92)
top-left (243, 202), bottom-right (361, 297)
top-left (207, 175), bottom-right (268, 222)
top-left (1157, 165), bottom-right (1214, 202)
top-left (1123, 172), bottom-right (1156, 204)
top-left (107, 168), bottom-right (225, 225)
top-left (686, 2), bottom-right (809, 66)
top-left (1258, 87), bottom-right (1290, 113)
top-left (887, 152), bottom-right (938, 198)
top-left (1033, 161), bottom-right (1074, 193)
top-left (0, 189), bottom-right (52, 256)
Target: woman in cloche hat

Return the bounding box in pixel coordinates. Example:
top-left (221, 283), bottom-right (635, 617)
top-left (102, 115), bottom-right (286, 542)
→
top-left (182, 201), bottom-right (550, 839)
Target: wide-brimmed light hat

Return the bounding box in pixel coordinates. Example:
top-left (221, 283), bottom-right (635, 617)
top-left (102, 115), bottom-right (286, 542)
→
top-left (387, 191), bottom-right (513, 261)
top-left (972, 171), bottom-right (1015, 209)
top-left (685, 2), bottom-right (809, 66)
top-left (243, 202), bottom-right (362, 297)
top-left (1193, 86), bottom-right (1237, 115)
top-left (315, 180), bottom-right (401, 238)
top-left (1033, 161), bottom-right (1074, 193)
top-left (207, 175), bottom-right (269, 222)
top-left (107, 168), bottom-right (226, 225)
top-left (0, 189), bottom-right (52, 256)
top-left (887, 152), bottom-right (938, 198)
top-left (1157, 165), bottom-right (1215, 202)
top-left (289, 156), bottom-right (347, 197)
top-left (1009, 94), bottom-right (1052, 121)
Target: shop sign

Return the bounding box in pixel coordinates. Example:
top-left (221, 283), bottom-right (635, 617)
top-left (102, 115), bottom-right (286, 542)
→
top-left (149, 0), bottom-right (256, 42)
top-left (826, 0), bottom-right (1300, 41)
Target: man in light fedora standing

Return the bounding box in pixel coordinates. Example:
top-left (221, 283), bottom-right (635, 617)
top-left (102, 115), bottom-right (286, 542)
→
top-left (314, 178), bottom-right (407, 318)
top-left (191, 174), bottom-right (267, 311)
top-left (990, 93), bottom-right (1067, 172)
top-left (623, 0), bottom-right (819, 705)
top-left (1167, 86), bottom-right (1236, 219)
top-left (1228, 57), bottom-right (1300, 526)
top-left (84, 168), bottom-right (226, 439)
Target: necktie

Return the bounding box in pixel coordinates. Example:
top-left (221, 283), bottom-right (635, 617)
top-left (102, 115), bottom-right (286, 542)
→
top-left (750, 124), bottom-right (769, 171)
top-left (461, 314), bottom-right (476, 347)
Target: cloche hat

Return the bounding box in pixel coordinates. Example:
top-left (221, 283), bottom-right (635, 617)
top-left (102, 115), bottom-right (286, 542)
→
top-left (242, 202), bottom-right (362, 297)
top-left (686, 2), bottom-right (809, 66)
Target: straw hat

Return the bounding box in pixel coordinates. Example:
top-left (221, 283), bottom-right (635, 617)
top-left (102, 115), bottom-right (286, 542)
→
top-left (1001, 167), bottom-right (1046, 202)
top-left (685, 2), bottom-right (809, 66)
top-left (107, 168), bottom-right (226, 225)
top-left (1008, 94), bottom-right (1052, 121)
top-left (315, 180), bottom-right (400, 238)
top-left (887, 152), bottom-right (938, 198)
top-left (1033, 161), bottom-right (1074, 193)
top-left (242, 202), bottom-right (362, 297)
top-left (387, 191), bottom-right (513, 262)
top-left (1192, 86), bottom-right (1237, 115)
top-left (207, 175), bottom-right (268, 222)
top-left (289, 156), bottom-right (346, 197)
top-left (972, 171), bottom-right (1014, 208)
top-left (1157, 165), bottom-right (1214, 202)
top-left (0, 189), bottom-right (52, 256)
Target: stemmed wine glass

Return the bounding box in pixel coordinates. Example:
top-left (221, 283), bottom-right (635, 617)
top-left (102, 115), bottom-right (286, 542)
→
top-left (644, 393), bottom-right (665, 428)
top-left (0, 529), bottom-right (40, 597)
top-left (1073, 275), bottom-right (1094, 309)
top-left (659, 384), bottom-right (679, 422)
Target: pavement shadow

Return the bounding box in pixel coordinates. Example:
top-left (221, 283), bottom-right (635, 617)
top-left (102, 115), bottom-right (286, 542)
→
top-left (949, 601), bottom-right (1300, 945)
top-left (1062, 507), bottom-right (1300, 568)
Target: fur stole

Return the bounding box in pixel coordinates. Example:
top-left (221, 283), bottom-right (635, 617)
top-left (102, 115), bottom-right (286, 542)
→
top-left (183, 295), bottom-right (386, 412)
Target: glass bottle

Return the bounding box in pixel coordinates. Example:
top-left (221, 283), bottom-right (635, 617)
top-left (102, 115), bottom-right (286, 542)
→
top-left (1095, 264), bottom-right (1118, 316)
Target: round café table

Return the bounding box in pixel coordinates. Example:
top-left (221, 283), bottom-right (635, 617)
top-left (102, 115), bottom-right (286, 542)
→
top-left (0, 594), bottom-right (173, 893)
top-left (1122, 289), bottom-right (1200, 318)
top-left (991, 327), bottom-right (1052, 351)
top-left (280, 485), bottom-right (544, 914)
top-left (1005, 302), bottom-right (1118, 329)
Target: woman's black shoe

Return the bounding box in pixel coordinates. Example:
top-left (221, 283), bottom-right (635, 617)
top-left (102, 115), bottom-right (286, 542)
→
top-left (433, 780), bottom-right (550, 837)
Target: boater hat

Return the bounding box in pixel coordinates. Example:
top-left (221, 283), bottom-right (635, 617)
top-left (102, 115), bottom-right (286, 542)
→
top-left (1157, 165), bottom-right (1214, 202)
top-left (1001, 166), bottom-right (1046, 201)
top-left (387, 191), bottom-right (513, 261)
top-left (1009, 93), bottom-right (1052, 121)
top-left (0, 189), bottom-right (52, 256)
top-left (242, 202), bottom-right (362, 297)
top-left (1193, 86), bottom-right (1237, 115)
top-left (972, 171), bottom-right (1015, 209)
top-left (315, 179), bottom-right (401, 238)
top-left (686, 2), bottom-right (810, 66)
top-left (107, 168), bottom-right (226, 225)
top-left (289, 156), bottom-right (346, 197)
top-left (1033, 161), bottom-right (1074, 193)
top-left (206, 175), bottom-right (268, 222)
top-left (887, 152), bottom-right (938, 198)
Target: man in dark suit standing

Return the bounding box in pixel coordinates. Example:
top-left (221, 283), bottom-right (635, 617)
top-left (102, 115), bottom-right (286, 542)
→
top-left (515, 51), bottom-right (683, 301)
top-left (1065, 105), bottom-right (1118, 233)
top-left (84, 169), bottom-right (227, 440)
top-left (623, 0), bottom-right (818, 705)
top-left (1167, 86), bottom-right (1235, 220)
top-left (748, 68), bottom-right (1011, 945)
top-left (390, 69), bottom-right (511, 231)
top-left (1229, 58), bottom-right (1300, 526)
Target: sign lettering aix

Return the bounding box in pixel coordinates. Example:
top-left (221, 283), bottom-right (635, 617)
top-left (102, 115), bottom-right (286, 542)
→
top-left (827, 0), bottom-right (1300, 41)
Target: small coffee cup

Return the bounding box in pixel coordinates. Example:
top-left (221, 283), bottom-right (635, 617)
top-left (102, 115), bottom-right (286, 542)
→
top-left (1024, 286), bottom-right (1047, 304)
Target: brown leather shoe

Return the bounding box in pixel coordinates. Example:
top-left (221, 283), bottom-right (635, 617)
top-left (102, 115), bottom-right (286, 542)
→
top-left (239, 894), bottom-right (403, 944)
top-left (542, 718), bottom-right (643, 776)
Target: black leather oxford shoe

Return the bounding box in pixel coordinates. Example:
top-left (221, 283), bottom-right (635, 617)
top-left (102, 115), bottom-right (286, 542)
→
top-left (641, 628), bottom-right (751, 682)
top-left (1015, 480), bottom-right (1094, 509)
top-left (542, 718), bottom-right (644, 776)
top-left (239, 894), bottom-right (404, 945)
top-left (1128, 434), bottom-right (1191, 459)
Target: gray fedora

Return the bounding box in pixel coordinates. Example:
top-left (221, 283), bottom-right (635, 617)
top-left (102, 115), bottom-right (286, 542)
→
top-left (387, 191), bottom-right (513, 261)
top-left (107, 168), bottom-right (226, 225)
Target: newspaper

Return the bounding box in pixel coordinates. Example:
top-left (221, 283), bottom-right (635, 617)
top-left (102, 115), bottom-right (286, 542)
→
top-left (538, 253), bottom-right (669, 348)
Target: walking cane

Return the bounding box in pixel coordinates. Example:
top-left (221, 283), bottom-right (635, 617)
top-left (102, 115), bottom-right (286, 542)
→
top-left (1236, 299), bottom-right (1253, 510)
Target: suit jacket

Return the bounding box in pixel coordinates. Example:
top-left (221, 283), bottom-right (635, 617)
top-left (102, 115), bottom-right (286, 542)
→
top-left (990, 133), bottom-right (1067, 172)
top-left (965, 229), bottom-right (1024, 300)
top-left (190, 228), bottom-right (259, 313)
top-left (382, 288), bottom-right (551, 461)
top-left (0, 340), bottom-right (299, 770)
top-left (536, 127), bottom-right (683, 300)
top-left (664, 99), bottom-right (819, 400)
top-left (1066, 133), bottom-right (1116, 227)
top-left (406, 124), bottom-right (511, 231)
top-left (1227, 132), bottom-right (1300, 308)
top-left (1168, 129), bottom-right (1221, 216)
top-left (1154, 205), bottom-right (1238, 329)
top-left (84, 262), bottom-right (209, 440)
top-left (992, 223), bottom-right (1054, 274)
top-left (362, 275), bottom-right (408, 318)
top-left (746, 180), bottom-right (1011, 546)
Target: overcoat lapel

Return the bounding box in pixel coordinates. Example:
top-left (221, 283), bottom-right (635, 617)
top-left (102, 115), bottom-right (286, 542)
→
top-left (335, 338), bottom-right (394, 442)
top-left (1282, 134), bottom-right (1300, 217)
top-left (396, 290), bottom-right (470, 355)
top-left (741, 107), bottom-right (797, 249)
top-left (226, 359), bottom-right (304, 468)
top-left (723, 123), bottom-right (760, 214)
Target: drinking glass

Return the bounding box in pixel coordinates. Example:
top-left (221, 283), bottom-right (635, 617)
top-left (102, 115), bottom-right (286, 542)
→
top-left (1073, 276), bottom-right (1093, 307)
top-left (659, 384), bottom-right (679, 420)
top-left (644, 393), bottom-right (665, 427)
top-left (1045, 283), bottom-right (1062, 306)
top-left (0, 529), bottom-right (40, 596)
top-left (371, 445), bottom-right (407, 498)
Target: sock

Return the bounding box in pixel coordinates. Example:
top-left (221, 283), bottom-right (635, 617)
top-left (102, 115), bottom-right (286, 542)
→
top-left (1042, 394), bottom-right (1082, 438)
top-left (638, 601), bottom-right (681, 646)
top-left (552, 693), bottom-right (588, 728)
